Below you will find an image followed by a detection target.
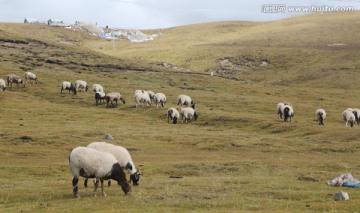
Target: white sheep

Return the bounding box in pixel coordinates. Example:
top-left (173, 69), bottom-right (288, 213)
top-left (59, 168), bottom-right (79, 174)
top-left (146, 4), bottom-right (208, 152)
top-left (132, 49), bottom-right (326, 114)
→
top-left (95, 92), bottom-right (106, 106)
top-left (69, 146), bottom-right (131, 198)
top-left (74, 80), bottom-right (89, 92)
top-left (154, 93), bottom-right (167, 108)
top-left (7, 74), bottom-right (25, 88)
top-left (167, 107), bottom-right (180, 124)
top-left (61, 81), bottom-right (77, 94)
top-left (106, 92), bottom-right (126, 108)
top-left (281, 104), bottom-right (294, 122)
top-left (85, 142), bottom-right (141, 187)
top-left (276, 103), bottom-right (285, 119)
top-left (343, 109), bottom-right (356, 128)
top-left (352, 108), bottom-right (360, 124)
top-left (177, 94), bottom-right (195, 109)
top-left (92, 84), bottom-right (104, 93)
top-left (0, 79), bottom-right (6, 91)
top-left (24, 71), bottom-right (39, 84)
top-left (180, 107), bottom-right (198, 123)
top-left (315, 109), bottom-right (326, 125)
top-left (134, 92), bottom-right (151, 108)
top-left (276, 102), bottom-right (291, 119)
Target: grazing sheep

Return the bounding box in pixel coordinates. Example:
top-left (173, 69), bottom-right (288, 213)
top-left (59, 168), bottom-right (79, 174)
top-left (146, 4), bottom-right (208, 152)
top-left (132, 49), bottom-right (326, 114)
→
top-left (315, 109), bottom-right (326, 125)
top-left (281, 104), bottom-right (294, 122)
top-left (177, 94), bottom-right (195, 109)
top-left (167, 107), bottom-right (180, 124)
top-left (276, 102), bottom-right (291, 119)
top-left (106, 92), bottom-right (125, 108)
top-left (352, 108), bottom-right (360, 124)
top-left (25, 71), bottom-right (39, 84)
top-left (85, 142), bottom-right (141, 187)
top-left (61, 81), bottom-right (77, 94)
top-left (75, 80), bottom-right (89, 92)
top-left (180, 107), bottom-right (198, 123)
top-left (95, 92), bottom-right (106, 106)
top-left (134, 92), bottom-right (151, 108)
top-left (154, 93), bottom-right (167, 108)
top-left (7, 74), bottom-right (25, 88)
top-left (69, 146), bottom-right (131, 198)
top-left (92, 84), bottom-right (104, 93)
top-left (147, 90), bottom-right (155, 101)
top-left (0, 79), bottom-right (6, 91)
top-left (343, 110), bottom-right (356, 128)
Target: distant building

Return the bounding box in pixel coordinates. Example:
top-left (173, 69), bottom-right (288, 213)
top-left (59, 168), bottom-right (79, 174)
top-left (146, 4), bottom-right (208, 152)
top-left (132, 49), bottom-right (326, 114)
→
top-left (24, 18), bottom-right (39, 23)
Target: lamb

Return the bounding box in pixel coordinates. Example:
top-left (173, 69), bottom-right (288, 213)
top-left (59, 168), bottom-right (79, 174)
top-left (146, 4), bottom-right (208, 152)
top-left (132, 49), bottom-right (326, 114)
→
top-left (352, 108), bottom-right (360, 124)
top-left (24, 71), bottom-right (39, 84)
top-left (154, 93), bottom-right (167, 108)
top-left (177, 94), bottom-right (195, 109)
top-left (342, 109), bottom-right (356, 128)
top-left (0, 79), bottom-right (6, 91)
top-left (84, 142), bottom-right (141, 187)
top-left (7, 74), bottom-right (25, 88)
top-left (180, 107), bottom-right (198, 123)
top-left (134, 92), bottom-right (151, 108)
top-left (74, 80), bottom-right (89, 92)
top-left (281, 104), bottom-right (294, 122)
top-left (69, 146), bottom-right (131, 198)
top-left (315, 109), bottom-right (326, 125)
top-left (92, 84), bottom-right (104, 93)
top-left (106, 92), bottom-right (125, 108)
top-left (167, 107), bottom-right (180, 124)
top-left (61, 81), bottom-right (77, 94)
top-left (95, 92), bottom-right (106, 106)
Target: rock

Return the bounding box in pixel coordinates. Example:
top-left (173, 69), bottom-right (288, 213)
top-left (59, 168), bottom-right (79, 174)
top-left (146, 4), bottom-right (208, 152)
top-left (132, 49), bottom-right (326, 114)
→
top-left (334, 191), bottom-right (349, 201)
top-left (104, 134), bottom-right (113, 140)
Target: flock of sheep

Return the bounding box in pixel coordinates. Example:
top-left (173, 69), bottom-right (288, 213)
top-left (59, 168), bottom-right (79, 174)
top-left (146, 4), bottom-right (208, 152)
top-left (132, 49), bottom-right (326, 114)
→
top-left (277, 102), bottom-right (360, 128)
top-left (0, 72), bottom-right (199, 124)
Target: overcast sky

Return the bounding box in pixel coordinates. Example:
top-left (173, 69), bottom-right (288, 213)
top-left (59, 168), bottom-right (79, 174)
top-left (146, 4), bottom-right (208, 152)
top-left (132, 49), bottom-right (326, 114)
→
top-left (0, 0), bottom-right (359, 29)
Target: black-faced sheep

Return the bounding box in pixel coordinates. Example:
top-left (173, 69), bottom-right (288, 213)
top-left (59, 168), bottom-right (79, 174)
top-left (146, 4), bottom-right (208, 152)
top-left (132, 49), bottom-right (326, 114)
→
top-left (7, 74), bottom-right (25, 88)
top-left (69, 146), bottom-right (131, 198)
top-left (281, 104), bottom-right (294, 122)
top-left (0, 79), bottom-right (6, 91)
top-left (352, 108), bottom-right (360, 124)
top-left (276, 102), bottom-right (291, 119)
top-left (315, 109), bottom-right (326, 125)
top-left (75, 80), bottom-right (89, 92)
top-left (106, 92), bottom-right (126, 108)
top-left (180, 107), bottom-right (198, 123)
top-left (154, 93), bottom-right (167, 108)
top-left (167, 107), bottom-right (180, 124)
top-left (95, 92), bottom-right (106, 106)
top-left (61, 81), bottom-right (77, 94)
top-left (342, 109), bottom-right (356, 128)
top-left (177, 94), bottom-right (195, 109)
top-left (25, 72), bottom-right (39, 84)
top-left (85, 142), bottom-right (141, 187)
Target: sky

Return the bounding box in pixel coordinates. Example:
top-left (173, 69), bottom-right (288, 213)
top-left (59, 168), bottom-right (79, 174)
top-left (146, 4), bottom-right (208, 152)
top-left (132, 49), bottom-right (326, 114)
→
top-left (0, 0), bottom-right (359, 29)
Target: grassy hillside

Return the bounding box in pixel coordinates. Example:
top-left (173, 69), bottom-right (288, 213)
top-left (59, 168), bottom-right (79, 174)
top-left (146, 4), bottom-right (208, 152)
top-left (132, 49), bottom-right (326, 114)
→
top-left (1, 12), bottom-right (360, 212)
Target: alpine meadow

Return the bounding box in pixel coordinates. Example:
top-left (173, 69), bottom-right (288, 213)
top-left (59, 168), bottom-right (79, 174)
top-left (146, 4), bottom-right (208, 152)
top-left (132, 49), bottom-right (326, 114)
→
top-left (1, 11), bottom-right (360, 212)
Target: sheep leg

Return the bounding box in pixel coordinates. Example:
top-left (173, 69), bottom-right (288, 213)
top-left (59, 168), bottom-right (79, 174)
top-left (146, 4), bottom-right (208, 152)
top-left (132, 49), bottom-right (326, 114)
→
top-left (101, 180), bottom-right (107, 196)
top-left (72, 177), bottom-right (80, 198)
top-left (84, 178), bottom-right (88, 188)
top-left (93, 179), bottom-right (99, 197)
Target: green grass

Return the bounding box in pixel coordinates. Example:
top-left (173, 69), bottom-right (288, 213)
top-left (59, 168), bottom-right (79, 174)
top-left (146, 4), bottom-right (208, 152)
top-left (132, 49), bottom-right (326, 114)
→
top-left (1, 12), bottom-right (360, 212)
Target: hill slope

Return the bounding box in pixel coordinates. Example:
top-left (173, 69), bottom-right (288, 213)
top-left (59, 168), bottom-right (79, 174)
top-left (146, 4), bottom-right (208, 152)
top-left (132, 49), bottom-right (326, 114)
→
top-left (1, 12), bottom-right (360, 212)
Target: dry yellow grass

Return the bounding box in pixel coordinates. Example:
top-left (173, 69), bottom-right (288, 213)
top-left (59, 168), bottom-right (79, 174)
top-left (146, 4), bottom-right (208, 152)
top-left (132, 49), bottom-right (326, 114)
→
top-left (1, 11), bottom-right (360, 212)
